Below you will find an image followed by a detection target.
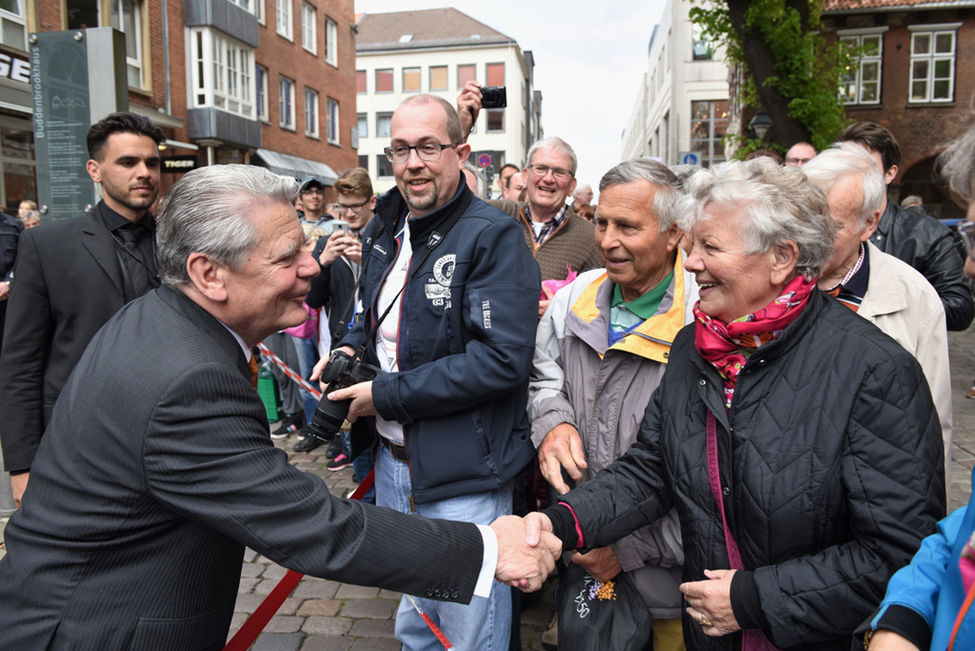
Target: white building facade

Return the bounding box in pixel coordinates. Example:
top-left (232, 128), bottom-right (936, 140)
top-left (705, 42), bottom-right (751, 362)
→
top-left (621, 0), bottom-right (730, 168)
top-left (355, 8), bottom-right (539, 195)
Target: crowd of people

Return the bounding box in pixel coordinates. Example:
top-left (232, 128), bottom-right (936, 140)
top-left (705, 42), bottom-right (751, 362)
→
top-left (0, 90), bottom-right (974, 651)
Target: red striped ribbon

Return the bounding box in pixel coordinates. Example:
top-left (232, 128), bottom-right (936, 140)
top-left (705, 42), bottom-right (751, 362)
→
top-left (222, 470), bottom-right (376, 651)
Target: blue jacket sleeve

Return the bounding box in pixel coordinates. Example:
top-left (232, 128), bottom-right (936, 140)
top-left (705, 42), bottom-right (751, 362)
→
top-left (869, 505), bottom-right (969, 649)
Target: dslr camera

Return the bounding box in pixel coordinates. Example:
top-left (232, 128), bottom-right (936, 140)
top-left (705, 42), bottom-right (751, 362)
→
top-left (481, 86), bottom-right (507, 109)
top-left (307, 349), bottom-right (384, 442)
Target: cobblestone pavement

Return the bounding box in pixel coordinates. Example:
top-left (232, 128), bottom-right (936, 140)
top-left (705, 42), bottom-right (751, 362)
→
top-left (2, 326), bottom-right (974, 650)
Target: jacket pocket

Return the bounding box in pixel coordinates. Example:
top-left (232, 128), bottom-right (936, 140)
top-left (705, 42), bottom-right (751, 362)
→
top-left (127, 604), bottom-right (233, 651)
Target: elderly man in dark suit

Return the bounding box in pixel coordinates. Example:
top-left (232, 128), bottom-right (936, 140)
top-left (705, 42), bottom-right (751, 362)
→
top-left (0, 164), bottom-right (559, 650)
top-left (0, 112), bottom-right (164, 507)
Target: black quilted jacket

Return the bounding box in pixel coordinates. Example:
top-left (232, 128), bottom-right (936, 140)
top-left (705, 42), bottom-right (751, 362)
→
top-left (557, 289), bottom-right (946, 651)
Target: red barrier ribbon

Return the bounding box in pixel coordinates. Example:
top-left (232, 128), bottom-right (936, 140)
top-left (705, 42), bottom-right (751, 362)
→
top-left (222, 470), bottom-right (377, 651)
top-left (256, 343), bottom-right (322, 399)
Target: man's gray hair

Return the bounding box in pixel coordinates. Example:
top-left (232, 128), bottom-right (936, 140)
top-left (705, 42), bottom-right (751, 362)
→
top-left (939, 123), bottom-right (975, 205)
top-left (157, 164), bottom-right (296, 287)
top-left (463, 161), bottom-right (488, 199)
top-left (599, 159), bottom-right (683, 232)
top-left (573, 184), bottom-right (591, 199)
top-left (679, 157), bottom-right (836, 280)
top-left (802, 142), bottom-right (886, 230)
top-left (527, 137), bottom-right (577, 174)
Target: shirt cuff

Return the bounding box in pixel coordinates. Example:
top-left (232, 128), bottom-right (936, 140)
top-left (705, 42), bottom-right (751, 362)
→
top-left (730, 570), bottom-right (769, 631)
top-left (474, 524), bottom-right (498, 598)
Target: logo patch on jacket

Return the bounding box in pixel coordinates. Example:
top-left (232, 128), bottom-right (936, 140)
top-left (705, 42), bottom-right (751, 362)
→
top-left (426, 254), bottom-right (456, 308)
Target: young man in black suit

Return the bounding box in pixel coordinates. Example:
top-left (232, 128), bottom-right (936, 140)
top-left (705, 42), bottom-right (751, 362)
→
top-left (0, 164), bottom-right (559, 649)
top-left (0, 112), bottom-right (164, 506)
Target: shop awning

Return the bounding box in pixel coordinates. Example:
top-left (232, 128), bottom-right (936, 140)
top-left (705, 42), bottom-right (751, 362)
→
top-left (253, 149), bottom-right (338, 185)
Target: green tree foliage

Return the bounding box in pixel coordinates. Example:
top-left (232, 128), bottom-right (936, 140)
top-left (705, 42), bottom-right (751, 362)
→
top-left (689, 0), bottom-right (851, 156)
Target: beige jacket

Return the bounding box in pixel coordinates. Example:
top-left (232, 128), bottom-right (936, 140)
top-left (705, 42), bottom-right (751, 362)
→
top-left (859, 241), bottom-right (952, 489)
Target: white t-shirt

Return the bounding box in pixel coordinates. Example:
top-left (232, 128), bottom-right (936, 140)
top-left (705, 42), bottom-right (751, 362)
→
top-left (374, 220), bottom-right (412, 444)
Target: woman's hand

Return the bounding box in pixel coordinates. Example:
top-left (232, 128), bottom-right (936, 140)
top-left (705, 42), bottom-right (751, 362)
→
top-left (680, 569), bottom-right (741, 637)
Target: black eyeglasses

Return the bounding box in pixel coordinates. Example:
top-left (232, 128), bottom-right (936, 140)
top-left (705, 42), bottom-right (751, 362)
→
top-left (384, 143), bottom-right (459, 163)
top-left (337, 199), bottom-right (369, 213)
top-left (527, 164), bottom-right (574, 181)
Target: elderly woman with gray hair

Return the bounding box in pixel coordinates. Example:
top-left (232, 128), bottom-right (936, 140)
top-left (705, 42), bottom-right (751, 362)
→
top-left (527, 157), bottom-right (945, 650)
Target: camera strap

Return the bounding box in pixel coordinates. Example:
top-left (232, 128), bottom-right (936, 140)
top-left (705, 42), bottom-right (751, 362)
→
top-left (351, 191), bottom-right (471, 365)
top-left (331, 222), bottom-right (386, 348)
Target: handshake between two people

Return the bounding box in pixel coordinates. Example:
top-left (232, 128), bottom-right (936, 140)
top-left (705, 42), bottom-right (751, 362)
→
top-left (489, 513), bottom-right (560, 592)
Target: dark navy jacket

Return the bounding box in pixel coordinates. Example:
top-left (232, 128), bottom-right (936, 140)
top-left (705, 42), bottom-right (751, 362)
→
top-left (340, 181), bottom-right (541, 504)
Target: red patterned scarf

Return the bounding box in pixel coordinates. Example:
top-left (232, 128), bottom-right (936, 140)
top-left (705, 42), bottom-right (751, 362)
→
top-left (694, 276), bottom-right (815, 408)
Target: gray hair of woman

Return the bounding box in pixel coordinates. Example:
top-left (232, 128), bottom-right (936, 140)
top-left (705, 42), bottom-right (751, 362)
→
top-left (600, 158), bottom-right (683, 232)
top-left (939, 124), bottom-right (975, 204)
top-left (679, 157), bottom-right (836, 281)
top-left (157, 164), bottom-right (297, 287)
top-left (801, 142), bottom-right (887, 231)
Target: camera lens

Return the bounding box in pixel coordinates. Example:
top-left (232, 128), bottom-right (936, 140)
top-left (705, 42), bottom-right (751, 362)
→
top-left (306, 381), bottom-right (350, 442)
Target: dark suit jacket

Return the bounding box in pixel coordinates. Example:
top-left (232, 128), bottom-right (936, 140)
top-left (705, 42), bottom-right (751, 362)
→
top-left (0, 286), bottom-right (482, 650)
top-left (0, 210), bottom-right (24, 350)
top-left (0, 203), bottom-right (135, 473)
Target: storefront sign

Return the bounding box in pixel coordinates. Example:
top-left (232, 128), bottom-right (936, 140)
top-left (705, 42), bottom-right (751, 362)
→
top-left (162, 155), bottom-right (199, 172)
top-left (0, 52), bottom-right (31, 85)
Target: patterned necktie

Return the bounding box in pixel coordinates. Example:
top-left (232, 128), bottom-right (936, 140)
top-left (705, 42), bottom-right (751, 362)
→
top-left (115, 224), bottom-right (156, 299)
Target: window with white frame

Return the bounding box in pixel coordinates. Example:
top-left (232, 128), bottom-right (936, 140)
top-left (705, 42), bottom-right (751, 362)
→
top-left (376, 112), bottom-right (392, 138)
top-left (357, 113), bottom-right (367, 138)
top-left (325, 17), bottom-right (337, 66)
top-left (110, 0), bottom-right (145, 87)
top-left (326, 97), bottom-right (338, 144)
top-left (839, 29), bottom-right (885, 105)
top-left (0, 0), bottom-right (27, 50)
top-left (486, 109), bottom-right (504, 133)
top-left (304, 88), bottom-right (319, 137)
top-left (301, 3), bottom-right (316, 54)
top-left (692, 24), bottom-right (712, 61)
top-left (256, 64), bottom-right (269, 121)
top-left (279, 75), bottom-right (295, 129)
top-left (276, 0), bottom-right (292, 40)
top-left (226, 0), bottom-right (255, 15)
top-left (909, 24), bottom-right (958, 103)
top-left (188, 28), bottom-right (255, 119)
top-left (67, 0), bottom-right (146, 87)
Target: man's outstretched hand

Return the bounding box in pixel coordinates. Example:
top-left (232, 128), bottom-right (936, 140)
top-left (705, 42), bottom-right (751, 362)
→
top-left (491, 514), bottom-right (561, 592)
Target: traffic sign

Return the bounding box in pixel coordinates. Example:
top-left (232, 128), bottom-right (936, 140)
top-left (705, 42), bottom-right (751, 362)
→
top-left (679, 152), bottom-right (700, 166)
top-left (477, 154), bottom-right (492, 168)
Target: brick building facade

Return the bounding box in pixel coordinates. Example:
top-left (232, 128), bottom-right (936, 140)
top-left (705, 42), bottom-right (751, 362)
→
top-left (0, 0), bottom-right (357, 213)
top-left (822, 0), bottom-right (975, 219)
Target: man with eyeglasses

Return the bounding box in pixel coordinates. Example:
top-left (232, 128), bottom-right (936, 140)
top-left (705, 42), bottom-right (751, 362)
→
top-left (458, 84), bottom-right (602, 320)
top-left (293, 168), bottom-right (376, 470)
top-left (784, 142), bottom-right (817, 167)
top-left (297, 176), bottom-right (329, 226)
top-left (321, 94), bottom-right (541, 651)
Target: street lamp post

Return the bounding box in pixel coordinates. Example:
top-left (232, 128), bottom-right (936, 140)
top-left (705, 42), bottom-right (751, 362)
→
top-left (749, 109), bottom-right (774, 142)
